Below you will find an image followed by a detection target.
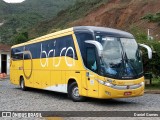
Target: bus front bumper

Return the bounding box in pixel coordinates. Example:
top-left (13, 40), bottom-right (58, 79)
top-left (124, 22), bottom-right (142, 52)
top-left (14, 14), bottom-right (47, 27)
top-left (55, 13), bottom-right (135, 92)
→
top-left (98, 84), bottom-right (144, 99)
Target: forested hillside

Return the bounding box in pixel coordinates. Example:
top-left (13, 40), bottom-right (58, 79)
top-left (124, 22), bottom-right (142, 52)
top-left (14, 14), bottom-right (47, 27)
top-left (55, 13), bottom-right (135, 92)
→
top-left (28, 0), bottom-right (109, 38)
top-left (0, 0), bottom-right (77, 44)
top-left (28, 0), bottom-right (160, 40)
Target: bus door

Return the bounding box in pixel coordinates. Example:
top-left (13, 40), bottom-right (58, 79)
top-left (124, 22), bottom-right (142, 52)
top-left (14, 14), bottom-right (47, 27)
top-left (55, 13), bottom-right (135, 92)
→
top-left (86, 47), bottom-right (99, 98)
top-left (23, 50), bottom-right (33, 87)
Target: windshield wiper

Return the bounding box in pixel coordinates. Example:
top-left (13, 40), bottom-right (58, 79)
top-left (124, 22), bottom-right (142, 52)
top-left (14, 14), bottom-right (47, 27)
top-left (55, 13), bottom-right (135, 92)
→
top-left (116, 51), bottom-right (125, 78)
top-left (123, 51), bottom-right (138, 77)
top-left (117, 40), bottom-right (138, 79)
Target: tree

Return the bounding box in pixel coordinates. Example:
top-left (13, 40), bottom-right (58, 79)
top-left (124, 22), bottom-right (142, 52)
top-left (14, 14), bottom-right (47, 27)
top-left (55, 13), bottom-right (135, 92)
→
top-left (13, 32), bottom-right (28, 44)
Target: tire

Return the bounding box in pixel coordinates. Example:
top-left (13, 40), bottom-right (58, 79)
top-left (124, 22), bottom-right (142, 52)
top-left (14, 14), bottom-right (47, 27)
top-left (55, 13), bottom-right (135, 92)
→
top-left (68, 82), bottom-right (85, 102)
top-left (20, 77), bottom-right (27, 91)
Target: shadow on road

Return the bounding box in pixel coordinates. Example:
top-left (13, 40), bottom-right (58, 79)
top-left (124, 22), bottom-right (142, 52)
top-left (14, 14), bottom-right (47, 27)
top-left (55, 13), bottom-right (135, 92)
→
top-left (15, 87), bottom-right (69, 100)
top-left (85, 97), bottom-right (138, 106)
top-left (14, 87), bottom-right (138, 106)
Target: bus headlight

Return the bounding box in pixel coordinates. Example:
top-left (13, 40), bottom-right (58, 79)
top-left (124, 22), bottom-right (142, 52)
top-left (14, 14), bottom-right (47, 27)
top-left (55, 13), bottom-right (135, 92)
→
top-left (97, 79), bottom-right (105, 84)
top-left (97, 79), bottom-right (113, 87)
top-left (140, 82), bottom-right (144, 86)
top-left (104, 82), bottom-right (113, 87)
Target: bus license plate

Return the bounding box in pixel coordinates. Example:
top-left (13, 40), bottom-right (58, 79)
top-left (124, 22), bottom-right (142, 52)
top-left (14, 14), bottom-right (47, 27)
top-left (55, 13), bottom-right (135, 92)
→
top-left (124, 92), bottom-right (132, 96)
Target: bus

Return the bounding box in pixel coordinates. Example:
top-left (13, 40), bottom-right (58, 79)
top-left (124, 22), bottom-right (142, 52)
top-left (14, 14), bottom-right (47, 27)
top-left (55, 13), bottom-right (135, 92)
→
top-left (10, 26), bottom-right (152, 102)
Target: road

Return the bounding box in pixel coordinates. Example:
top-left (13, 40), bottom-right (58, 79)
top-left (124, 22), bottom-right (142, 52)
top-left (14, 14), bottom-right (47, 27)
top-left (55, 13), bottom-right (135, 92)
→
top-left (0, 79), bottom-right (160, 119)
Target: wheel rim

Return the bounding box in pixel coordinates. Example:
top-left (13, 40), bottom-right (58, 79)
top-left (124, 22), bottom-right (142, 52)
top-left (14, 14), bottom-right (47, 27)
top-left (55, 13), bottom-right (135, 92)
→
top-left (72, 87), bottom-right (79, 97)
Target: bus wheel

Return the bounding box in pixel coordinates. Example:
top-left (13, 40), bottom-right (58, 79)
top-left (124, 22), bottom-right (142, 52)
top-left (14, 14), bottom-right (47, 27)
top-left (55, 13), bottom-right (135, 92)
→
top-left (68, 82), bottom-right (85, 102)
top-left (20, 77), bottom-right (26, 91)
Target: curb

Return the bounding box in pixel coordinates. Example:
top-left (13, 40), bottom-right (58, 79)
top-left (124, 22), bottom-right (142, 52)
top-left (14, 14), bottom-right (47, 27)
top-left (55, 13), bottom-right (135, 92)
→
top-left (145, 90), bottom-right (160, 94)
top-left (0, 77), bottom-right (9, 81)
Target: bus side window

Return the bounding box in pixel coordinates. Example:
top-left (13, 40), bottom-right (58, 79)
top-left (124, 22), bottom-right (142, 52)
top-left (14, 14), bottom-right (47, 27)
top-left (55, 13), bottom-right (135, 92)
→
top-left (11, 47), bottom-right (23, 60)
top-left (24, 54), bottom-right (31, 59)
top-left (86, 47), bottom-right (97, 73)
top-left (75, 33), bottom-right (94, 66)
top-left (24, 46), bottom-right (30, 60)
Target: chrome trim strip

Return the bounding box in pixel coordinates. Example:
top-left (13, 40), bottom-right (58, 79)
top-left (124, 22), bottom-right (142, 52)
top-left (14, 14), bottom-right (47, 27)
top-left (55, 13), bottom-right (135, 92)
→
top-left (111, 84), bottom-right (142, 90)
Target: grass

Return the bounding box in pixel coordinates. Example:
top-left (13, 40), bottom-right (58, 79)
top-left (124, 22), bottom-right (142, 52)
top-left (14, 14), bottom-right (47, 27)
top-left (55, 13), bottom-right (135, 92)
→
top-left (145, 78), bottom-right (160, 90)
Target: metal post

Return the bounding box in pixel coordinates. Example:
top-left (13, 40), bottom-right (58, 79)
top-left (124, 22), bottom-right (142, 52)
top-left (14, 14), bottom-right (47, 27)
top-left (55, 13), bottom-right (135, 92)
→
top-left (148, 29), bottom-right (150, 40)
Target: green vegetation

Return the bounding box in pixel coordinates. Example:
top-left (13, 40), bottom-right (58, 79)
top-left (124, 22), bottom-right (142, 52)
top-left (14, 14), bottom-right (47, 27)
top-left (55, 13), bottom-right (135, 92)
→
top-left (145, 78), bottom-right (160, 90)
top-left (131, 26), bottom-right (160, 89)
top-left (13, 32), bottom-right (28, 44)
top-left (131, 26), bottom-right (160, 80)
top-left (0, 0), bottom-right (77, 44)
top-left (54, 0), bottom-right (109, 28)
top-left (142, 12), bottom-right (160, 24)
top-left (29, 0), bottom-right (109, 38)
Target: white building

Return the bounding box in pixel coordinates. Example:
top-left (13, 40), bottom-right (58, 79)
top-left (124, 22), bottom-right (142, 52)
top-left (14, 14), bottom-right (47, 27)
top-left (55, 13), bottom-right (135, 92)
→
top-left (0, 44), bottom-right (11, 75)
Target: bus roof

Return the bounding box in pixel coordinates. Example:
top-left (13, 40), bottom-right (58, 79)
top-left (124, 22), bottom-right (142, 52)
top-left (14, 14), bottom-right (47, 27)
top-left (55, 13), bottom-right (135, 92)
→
top-left (73, 26), bottom-right (134, 38)
top-left (12, 26), bottom-right (134, 48)
top-left (12, 27), bottom-right (73, 48)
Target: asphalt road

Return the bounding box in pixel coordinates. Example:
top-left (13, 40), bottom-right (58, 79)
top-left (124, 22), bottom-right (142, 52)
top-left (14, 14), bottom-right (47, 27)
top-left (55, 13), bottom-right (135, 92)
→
top-left (0, 79), bottom-right (160, 119)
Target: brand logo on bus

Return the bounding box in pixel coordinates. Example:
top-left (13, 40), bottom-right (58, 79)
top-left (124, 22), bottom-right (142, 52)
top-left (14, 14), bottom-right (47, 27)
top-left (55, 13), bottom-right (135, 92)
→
top-left (127, 85), bottom-right (130, 89)
top-left (40, 43), bottom-right (75, 67)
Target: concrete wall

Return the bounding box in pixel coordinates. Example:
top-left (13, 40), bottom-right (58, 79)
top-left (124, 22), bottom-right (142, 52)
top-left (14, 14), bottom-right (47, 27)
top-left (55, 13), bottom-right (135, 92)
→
top-left (0, 52), bottom-right (10, 75)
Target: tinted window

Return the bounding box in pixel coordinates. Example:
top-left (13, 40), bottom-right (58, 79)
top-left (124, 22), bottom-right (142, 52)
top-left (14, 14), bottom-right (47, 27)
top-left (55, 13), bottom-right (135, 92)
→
top-left (39, 35), bottom-right (77, 59)
top-left (11, 47), bottom-right (24, 60)
top-left (75, 33), bottom-right (94, 66)
top-left (25, 44), bottom-right (40, 59)
top-left (12, 35), bottom-right (77, 60)
top-left (87, 47), bottom-right (97, 72)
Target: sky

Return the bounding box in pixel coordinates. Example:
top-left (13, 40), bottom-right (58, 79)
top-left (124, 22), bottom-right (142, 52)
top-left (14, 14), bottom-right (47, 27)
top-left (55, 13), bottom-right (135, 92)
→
top-left (3, 0), bottom-right (25, 3)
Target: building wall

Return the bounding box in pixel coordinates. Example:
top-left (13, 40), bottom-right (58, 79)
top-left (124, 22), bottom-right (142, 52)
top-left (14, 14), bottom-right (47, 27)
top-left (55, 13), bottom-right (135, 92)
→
top-left (0, 52), bottom-right (10, 75)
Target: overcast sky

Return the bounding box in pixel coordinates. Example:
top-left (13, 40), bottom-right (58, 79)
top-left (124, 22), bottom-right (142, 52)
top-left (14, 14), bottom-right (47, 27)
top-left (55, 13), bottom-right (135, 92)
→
top-left (3, 0), bottom-right (25, 3)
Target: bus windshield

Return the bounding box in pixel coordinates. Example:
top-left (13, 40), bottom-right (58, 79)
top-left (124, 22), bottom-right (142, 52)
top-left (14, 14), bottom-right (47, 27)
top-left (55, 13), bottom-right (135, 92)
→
top-left (96, 35), bottom-right (143, 79)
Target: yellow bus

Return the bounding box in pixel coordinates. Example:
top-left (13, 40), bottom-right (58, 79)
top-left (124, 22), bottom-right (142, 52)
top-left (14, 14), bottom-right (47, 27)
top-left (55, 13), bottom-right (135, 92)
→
top-left (10, 26), bottom-right (152, 101)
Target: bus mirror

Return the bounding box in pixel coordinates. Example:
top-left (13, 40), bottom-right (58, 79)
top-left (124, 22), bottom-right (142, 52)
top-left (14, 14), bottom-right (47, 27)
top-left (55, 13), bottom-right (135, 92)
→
top-left (138, 43), bottom-right (152, 59)
top-left (85, 40), bottom-right (103, 57)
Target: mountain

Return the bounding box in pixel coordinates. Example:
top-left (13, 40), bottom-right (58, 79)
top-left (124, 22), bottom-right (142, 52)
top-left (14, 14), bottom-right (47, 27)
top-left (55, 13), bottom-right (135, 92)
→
top-left (29, 0), bottom-right (160, 41)
top-left (0, 0), bottom-right (77, 44)
top-left (28, 0), bottom-right (109, 38)
top-left (1, 0), bottom-right (160, 45)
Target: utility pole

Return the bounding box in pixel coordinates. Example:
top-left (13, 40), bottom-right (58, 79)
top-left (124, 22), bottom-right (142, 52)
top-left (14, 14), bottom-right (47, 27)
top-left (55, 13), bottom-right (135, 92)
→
top-left (148, 29), bottom-right (150, 40)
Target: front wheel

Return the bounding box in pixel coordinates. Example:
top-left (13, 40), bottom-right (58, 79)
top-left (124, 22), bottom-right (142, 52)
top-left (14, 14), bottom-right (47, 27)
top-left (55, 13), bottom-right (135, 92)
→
top-left (68, 82), bottom-right (85, 102)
